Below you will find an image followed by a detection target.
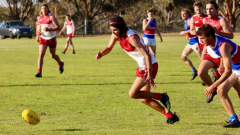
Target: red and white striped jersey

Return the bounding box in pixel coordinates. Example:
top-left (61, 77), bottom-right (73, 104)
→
top-left (38, 14), bottom-right (56, 39)
top-left (117, 29), bottom-right (157, 71)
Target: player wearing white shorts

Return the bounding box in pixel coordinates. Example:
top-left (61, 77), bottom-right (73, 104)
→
top-left (142, 8), bottom-right (163, 57)
top-left (180, 8), bottom-right (201, 81)
top-left (197, 24), bottom-right (240, 128)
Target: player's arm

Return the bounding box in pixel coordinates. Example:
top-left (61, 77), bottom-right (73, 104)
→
top-left (36, 16), bottom-right (40, 42)
top-left (129, 35), bottom-right (156, 88)
top-left (180, 19), bottom-right (191, 36)
top-left (205, 43), bottom-right (232, 98)
top-left (142, 19), bottom-right (151, 31)
top-left (189, 17), bottom-right (197, 35)
top-left (212, 43), bottom-right (233, 88)
top-left (96, 34), bottom-right (117, 61)
top-left (72, 20), bottom-right (75, 36)
top-left (59, 23), bottom-right (66, 35)
top-left (216, 18), bottom-right (234, 39)
top-left (155, 21), bottom-right (163, 42)
top-left (45, 16), bottom-right (60, 31)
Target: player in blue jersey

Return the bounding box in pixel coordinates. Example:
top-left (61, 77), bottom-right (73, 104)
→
top-left (142, 8), bottom-right (163, 57)
top-left (197, 24), bottom-right (240, 128)
top-left (180, 8), bottom-right (201, 81)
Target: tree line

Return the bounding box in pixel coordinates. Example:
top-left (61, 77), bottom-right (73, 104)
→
top-left (0, 0), bottom-right (240, 33)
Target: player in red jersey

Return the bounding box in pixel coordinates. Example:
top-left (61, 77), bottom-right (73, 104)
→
top-left (59, 14), bottom-right (76, 54)
top-left (35, 4), bottom-right (64, 77)
top-left (96, 16), bottom-right (179, 124)
top-left (197, 24), bottom-right (240, 128)
top-left (198, 1), bottom-right (234, 102)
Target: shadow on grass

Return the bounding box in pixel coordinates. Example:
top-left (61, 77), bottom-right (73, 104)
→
top-left (0, 81), bottom-right (203, 87)
top-left (51, 129), bottom-right (87, 132)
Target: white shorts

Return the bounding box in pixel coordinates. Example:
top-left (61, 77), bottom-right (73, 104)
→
top-left (143, 37), bottom-right (156, 46)
top-left (233, 69), bottom-right (240, 79)
top-left (186, 43), bottom-right (200, 52)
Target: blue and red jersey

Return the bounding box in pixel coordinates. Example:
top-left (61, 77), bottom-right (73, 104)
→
top-left (143, 18), bottom-right (156, 39)
top-left (209, 36), bottom-right (240, 70)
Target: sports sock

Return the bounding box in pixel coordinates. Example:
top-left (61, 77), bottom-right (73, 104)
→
top-left (38, 68), bottom-right (42, 73)
top-left (72, 50), bottom-right (75, 52)
top-left (238, 93), bottom-right (240, 98)
top-left (162, 110), bottom-right (173, 118)
top-left (154, 93), bottom-right (163, 100)
top-left (213, 71), bottom-right (221, 78)
top-left (58, 62), bottom-right (63, 67)
top-left (191, 67), bottom-right (197, 72)
top-left (64, 48), bottom-right (67, 51)
top-left (228, 114), bottom-right (239, 122)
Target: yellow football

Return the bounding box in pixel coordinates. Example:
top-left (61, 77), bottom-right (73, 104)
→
top-left (22, 109), bottom-right (40, 125)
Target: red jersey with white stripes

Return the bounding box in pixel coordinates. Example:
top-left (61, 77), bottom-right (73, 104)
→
top-left (117, 29), bottom-right (157, 71)
top-left (204, 15), bottom-right (223, 32)
top-left (192, 13), bottom-right (208, 31)
top-left (38, 14), bottom-right (56, 39)
top-left (64, 19), bottom-right (74, 34)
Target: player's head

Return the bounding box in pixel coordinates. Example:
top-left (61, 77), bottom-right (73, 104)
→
top-left (109, 16), bottom-right (128, 37)
top-left (66, 14), bottom-right (71, 20)
top-left (193, 1), bottom-right (203, 15)
top-left (40, 3), bottom-right (50, 15)
top-left (147, 8), bottom-right (154, 18)
top-left (181, 8), bottom-right (191, 20)
top-left (197, 24), bottom-right (216, 45)
top-left (206, 0), bottom-right (218, 18)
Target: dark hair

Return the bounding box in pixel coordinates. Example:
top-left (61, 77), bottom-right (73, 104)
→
top-left (41, 3), bottom-right (51, 13)
top-left (66, 14), bottom-right (70, 17)
top-left (109, 16), bottom-right (128, 37)
top-left (206, 0), bottom-right (219, 9)
top-left (196, 24), bottom-right (215, 39)
top-left (193, 1), bottom-right (203, 8)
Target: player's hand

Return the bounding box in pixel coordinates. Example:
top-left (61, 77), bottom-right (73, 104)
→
top-left (72, 33), bottom-right (75, 37)
top-left (160, 38), bottom-right (163, 42)
top-left (148, 17), bottom-right (153, 22)
top-left (36, 36), bottom-right (40, 42)
top-left (43, 26), bottom-right (48, 31)
top-left (205, 86), bottom-right (216, 99)
top-left (180, 31), bottom-right (185, 36)
top-left (145, 75), bottom-right (156, 89)
top-left (96, 52), bottom-right (102, 61)
top-left (59, 32), bottom-right (61, 36)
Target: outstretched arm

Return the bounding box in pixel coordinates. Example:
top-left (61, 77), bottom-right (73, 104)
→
top-left (96, 34), bottom-right (117, 61)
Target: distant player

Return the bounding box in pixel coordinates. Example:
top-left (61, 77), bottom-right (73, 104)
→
top-left (197, 24), bottom-right (240, 128)
top-left (36, 3), bottom-right (64, 77)
top-left (142, 8), bottom-right (163, 57)
top-left (179, 8), bottom-right (200, 81)
top-left (96, 16), bottom-right (179, 124)
top-left (59, 14), bottom-right (76, 54)
top-left (199, 1), bottom-right (234, 102)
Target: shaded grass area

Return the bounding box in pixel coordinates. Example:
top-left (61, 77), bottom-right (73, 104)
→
top-left (0, 36), bottom-right (240, 134)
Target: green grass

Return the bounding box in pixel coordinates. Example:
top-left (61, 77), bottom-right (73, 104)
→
top-left (0, 35), bottom-right (240, 134)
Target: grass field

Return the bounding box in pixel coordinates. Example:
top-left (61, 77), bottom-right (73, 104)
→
top-left (0, 35), bottom-right (240, 135)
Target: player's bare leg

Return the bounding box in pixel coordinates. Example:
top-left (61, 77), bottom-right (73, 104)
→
top-left (36, 44), bottom-right (47, 77)
top-left (62, 38), bottom-right (70, 54)
top-left (50, 47), bottom-right (64, 74)
top-left (69, 38), bottom-right (75, 54)
top-left (181, 46), bottom-right (197, 80)
top-left (148, 45), bottom-right (156, 57)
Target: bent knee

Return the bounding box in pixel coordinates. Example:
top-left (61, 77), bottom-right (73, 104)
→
top-left (140, 98), bottom-right (151, 104)
top-left (129, 92), bottom-right (137, 99)
top-left (217, 88), bottom-right (228, 98)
